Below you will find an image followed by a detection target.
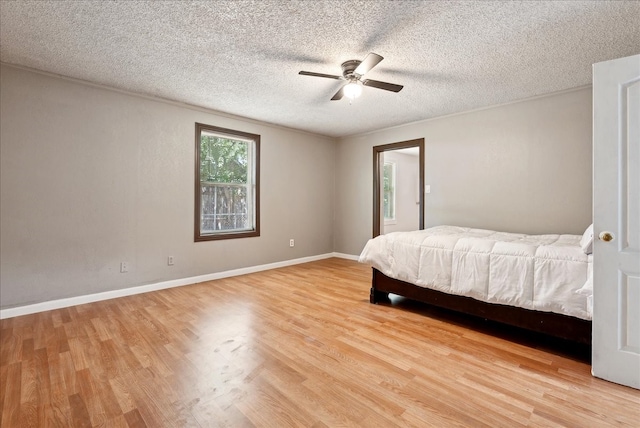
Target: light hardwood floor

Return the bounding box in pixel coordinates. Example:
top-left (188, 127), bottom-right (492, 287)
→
top-left (1, 258), bottom-right (638, 427)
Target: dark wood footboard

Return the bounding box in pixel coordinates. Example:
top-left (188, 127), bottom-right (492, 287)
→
top-left (370, 268), bottom-right (592, 345)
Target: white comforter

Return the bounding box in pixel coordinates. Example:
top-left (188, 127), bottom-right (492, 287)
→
top-left (359, 225), bottom-right (592, 320)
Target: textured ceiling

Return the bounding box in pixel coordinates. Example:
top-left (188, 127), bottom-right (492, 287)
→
top-left (1, 1), bottom-right (639, 138)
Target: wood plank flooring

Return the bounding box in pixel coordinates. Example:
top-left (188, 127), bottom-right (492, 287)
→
top-left (1, 258), bottom-right (638, 427)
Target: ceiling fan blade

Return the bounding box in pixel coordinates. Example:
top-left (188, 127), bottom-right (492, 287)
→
top-left (362, 79), bottom-right (403, 93)
top-left (299, 71), bottom-right (342, 80)
top-left (331, 85), bottom-right (345, 101)
top-left (354, 53), bottom-right (383, 76)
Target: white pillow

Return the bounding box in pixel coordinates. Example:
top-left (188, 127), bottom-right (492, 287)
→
top-left (580, 224), bottom-right (594, 254)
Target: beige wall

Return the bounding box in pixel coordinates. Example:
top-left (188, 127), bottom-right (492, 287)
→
top-left (0, 65), bottom-right (594, 309)
top-left (335, 88), bottom-right (593, 255)
top-left (0, 65), bottom-right (336, 308)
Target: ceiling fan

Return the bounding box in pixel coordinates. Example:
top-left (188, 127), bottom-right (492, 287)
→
top-left (299, 53), bottom-right (403, 101)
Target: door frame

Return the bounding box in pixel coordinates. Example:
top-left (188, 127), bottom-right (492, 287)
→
top-left (373, 138), bottom-right (425, 237)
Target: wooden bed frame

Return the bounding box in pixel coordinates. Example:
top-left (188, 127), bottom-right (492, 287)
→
top-left (369, 268), bottom-right (592, 345)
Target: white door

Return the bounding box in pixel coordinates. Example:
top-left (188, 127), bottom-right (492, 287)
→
top-left (592, 53), bottom-right (640, 389)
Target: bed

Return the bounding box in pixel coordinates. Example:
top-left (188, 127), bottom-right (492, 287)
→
top-left (359, 225), bottom-right (594, 344)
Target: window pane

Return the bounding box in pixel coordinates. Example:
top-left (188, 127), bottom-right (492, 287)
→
top-left (200, 184), bottom-right (249, 233)
top-left (383, 162), bottom-right (395, 220)
top-left (200, 133), bottom-right (249, 184)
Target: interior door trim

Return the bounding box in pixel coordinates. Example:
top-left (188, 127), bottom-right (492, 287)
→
top-left (373, 138), bottom-right (425, 237)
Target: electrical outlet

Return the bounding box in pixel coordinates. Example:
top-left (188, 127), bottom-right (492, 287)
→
top-left (289, 239), bottom-right (295, 247)
top-left (120, 262), bottom-right (128, 273)
top-left (168, 256), bottom-right (174, 266)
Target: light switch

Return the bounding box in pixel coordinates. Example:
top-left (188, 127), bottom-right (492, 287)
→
top-left (425, 185), bottom-right (431, 194)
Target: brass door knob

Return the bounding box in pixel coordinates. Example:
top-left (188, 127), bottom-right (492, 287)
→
top-left (599, 231), bottom-right (614, 242)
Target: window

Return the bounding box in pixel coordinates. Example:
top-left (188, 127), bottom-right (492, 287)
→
top-left (383, 161), bottom-right (396, 223)
top-left (195, 123), bottom-right (260, 241)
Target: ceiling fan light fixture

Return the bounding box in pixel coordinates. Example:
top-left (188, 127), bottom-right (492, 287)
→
top-left (343, 81), bottom-right (362, 100)
top-left (299, 53), bottom-right (402, 101)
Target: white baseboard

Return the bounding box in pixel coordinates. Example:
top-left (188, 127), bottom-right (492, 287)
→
top-left (332, 252), bottom-right (360, 261)
top-left (0, 252), bottom-right (359, 320)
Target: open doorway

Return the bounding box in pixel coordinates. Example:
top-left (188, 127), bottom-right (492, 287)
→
top-left (373, 138), bottom-right (424, 237)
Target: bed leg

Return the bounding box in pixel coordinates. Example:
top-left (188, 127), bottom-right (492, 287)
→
top-left (370, 287), bottom-right (389, 304)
